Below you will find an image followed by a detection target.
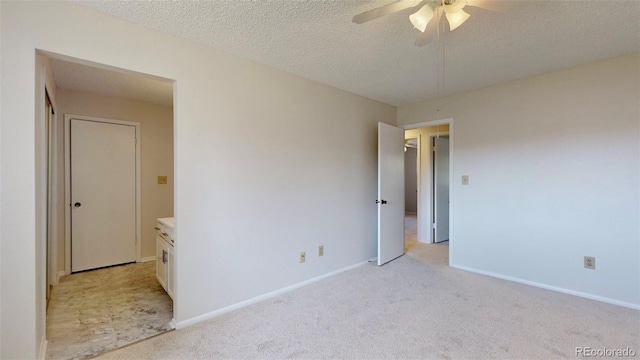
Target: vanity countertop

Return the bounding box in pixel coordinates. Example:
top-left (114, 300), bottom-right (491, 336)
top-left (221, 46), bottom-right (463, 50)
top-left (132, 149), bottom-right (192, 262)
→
top-left (158, 217), bottom-right (174, 230)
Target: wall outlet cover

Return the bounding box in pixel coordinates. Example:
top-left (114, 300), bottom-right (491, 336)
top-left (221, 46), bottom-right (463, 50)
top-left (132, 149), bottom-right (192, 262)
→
top-left (584, 256), bottom-right (595, 270)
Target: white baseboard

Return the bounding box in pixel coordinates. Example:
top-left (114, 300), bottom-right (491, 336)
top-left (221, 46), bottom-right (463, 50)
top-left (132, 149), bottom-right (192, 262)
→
top-left (56, 270), bottom-right (67, 283)
top-left (138, 256), bottom-right (155, 263)
top-left (38, 337), bottom-right (47, 360)
top-left (451, 264), bottom-right (640, 310)
top-left (175, 260), bottom-right (371, 329)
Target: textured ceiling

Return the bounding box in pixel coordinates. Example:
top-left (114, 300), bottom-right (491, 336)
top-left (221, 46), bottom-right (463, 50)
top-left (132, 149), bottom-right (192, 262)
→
top-left (72, 0), bottom-right (639, 107)
top-left (50, 59), bottom-right (174, 106)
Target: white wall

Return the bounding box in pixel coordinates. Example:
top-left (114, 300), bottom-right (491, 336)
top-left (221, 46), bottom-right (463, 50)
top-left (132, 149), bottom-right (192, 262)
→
top-left (35, 52), bottom-right (60, 360)
top-left (2, 48), bottom-right (62, 360)
top-left (0, 2), bottom-right (396, 358)
top-left (55, 89), bottom-right (174, 264)
top-left (398, 54), bottom-right (640, 308)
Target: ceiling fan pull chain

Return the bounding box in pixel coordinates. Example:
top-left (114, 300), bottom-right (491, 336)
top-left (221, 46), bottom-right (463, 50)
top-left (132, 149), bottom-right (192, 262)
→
top-left (438, 5), bottom-right (446, 95)
top-left (436, 6), bottom-right (441, 94)
top-left (442, 8), bottom-right (446, 95)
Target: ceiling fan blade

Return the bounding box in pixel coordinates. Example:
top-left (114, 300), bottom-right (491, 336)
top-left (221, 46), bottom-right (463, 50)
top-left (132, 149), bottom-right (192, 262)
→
top-left (465, 0), bottom-right (525, 12)
top-left (414, 11), bottom-right (440, 46)
top-left (353, 0), bottom-right (422, 24)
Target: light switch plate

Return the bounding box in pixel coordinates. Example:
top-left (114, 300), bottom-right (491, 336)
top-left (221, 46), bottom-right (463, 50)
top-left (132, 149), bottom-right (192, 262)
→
top-left (157, 176), bottom-right (168, 185)
top-left (462, 175), bottom-right (469, 185)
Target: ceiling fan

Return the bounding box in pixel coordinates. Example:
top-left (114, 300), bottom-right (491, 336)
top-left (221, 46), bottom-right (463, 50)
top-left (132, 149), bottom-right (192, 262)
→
top-left (353, 0), bottom-right (517, 46)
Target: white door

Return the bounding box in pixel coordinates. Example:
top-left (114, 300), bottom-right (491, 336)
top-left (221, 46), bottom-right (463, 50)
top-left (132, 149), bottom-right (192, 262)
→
top-left (377, 122), bottom-right (405, 266)
top-left (433, 137), bottom-right (450, 243)
top-left (71, 119), bottom-right (137, 272)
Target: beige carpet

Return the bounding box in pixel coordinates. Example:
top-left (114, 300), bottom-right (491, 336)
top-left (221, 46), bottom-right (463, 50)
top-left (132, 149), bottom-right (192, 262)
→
top-left (96, 215), bottom-right (639, 359)
top-left (47, 261), bottom-right (173, 360)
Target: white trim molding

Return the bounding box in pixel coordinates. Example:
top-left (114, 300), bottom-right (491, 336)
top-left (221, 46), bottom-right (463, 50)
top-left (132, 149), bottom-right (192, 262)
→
top-left (401, 117), bottom-right (454, 265)
top-left (38, 337), bottom-right (47, 360)
top-left (56, 271), bottom-right (66, 283)
top-left (402, 118), bottom-right (453, 130)
top-left (452, 264), bottom-right (640, 310)
top-left (175, 260), bottom-right (371, 329)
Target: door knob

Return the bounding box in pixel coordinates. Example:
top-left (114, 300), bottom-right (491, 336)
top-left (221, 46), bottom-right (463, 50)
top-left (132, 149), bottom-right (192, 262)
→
top-left (74, 202), bottom-right (81, 208)
top-left (376, 200), bottom-right (387, 204)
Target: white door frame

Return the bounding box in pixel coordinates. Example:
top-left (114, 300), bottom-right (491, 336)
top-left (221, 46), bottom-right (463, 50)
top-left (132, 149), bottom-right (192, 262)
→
top-left (41, 63), bottom-right (58, 292)
top-left (402, 118), bottom-right (454, 265)
top-left (45, 89), bottom-right (57, 290)
top-left (64, 114), bottom-right (142, 274)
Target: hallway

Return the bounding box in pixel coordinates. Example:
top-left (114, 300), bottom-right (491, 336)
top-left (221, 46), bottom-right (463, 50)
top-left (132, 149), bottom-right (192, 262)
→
top-left (46, 261), bottom-right (173, 360)
top-left (405, 212), bottom-right (449, 265)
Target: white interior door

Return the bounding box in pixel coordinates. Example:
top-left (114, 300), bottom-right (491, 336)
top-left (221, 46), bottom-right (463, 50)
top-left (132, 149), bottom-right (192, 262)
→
top-left (71, 119), bottom-right (136, 272)
top-left (377, 122), bottom-right (405, 266)
top-left (433, 137), bottom-right (450, 243)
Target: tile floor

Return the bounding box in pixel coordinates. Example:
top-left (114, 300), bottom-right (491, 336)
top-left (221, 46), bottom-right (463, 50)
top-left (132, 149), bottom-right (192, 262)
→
top-left (46, 261), bottom-right (173, 360)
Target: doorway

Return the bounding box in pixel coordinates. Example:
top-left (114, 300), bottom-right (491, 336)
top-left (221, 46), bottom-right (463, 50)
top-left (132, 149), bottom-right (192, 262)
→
top-left (404, 138), bottom-right (418, 252)
top-left (403, 121), bottom-right (452, 261)
top-left (41, 53), bottom-right (176, 359)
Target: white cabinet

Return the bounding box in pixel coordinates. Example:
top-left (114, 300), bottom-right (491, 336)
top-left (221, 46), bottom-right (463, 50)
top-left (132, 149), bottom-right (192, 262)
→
top-left (156, 236), bottom-right (167, 290)
top-left (167, 245), bottom-right (174, 299)
top-left (155, 218), bottom-right (174, 300)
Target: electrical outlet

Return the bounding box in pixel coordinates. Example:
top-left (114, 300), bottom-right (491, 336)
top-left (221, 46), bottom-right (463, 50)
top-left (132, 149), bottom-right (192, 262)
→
top-left (584, 256), bottom-right (595, 270)
top-left (462, 175), bottom-right (469, 185)
top-left (318, 245), bottom-right (324, 257)
top-left (299, 252), bottom-right (306, 263)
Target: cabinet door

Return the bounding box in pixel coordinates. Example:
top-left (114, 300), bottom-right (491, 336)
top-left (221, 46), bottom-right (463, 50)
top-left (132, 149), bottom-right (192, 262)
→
top-left (156, 236), bottom-right (167, 291)
top-left (167, 245), bottom-right (174, 300)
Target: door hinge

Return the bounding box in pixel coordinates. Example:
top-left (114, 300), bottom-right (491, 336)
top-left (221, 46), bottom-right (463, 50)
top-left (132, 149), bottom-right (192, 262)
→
top-left (135, 137), bottom-right (138, 145)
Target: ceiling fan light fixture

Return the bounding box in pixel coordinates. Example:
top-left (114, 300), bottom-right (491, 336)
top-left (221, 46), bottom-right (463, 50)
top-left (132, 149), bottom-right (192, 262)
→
top-left (409, 4), bottom-right (434, 32)
top-left (445, 8), bottom-right (470, 31)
